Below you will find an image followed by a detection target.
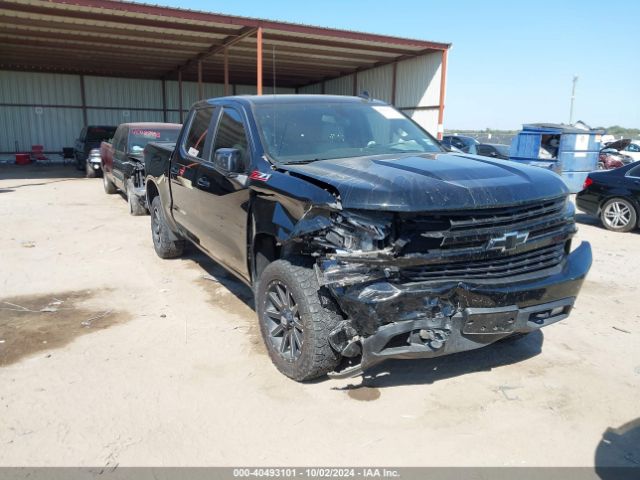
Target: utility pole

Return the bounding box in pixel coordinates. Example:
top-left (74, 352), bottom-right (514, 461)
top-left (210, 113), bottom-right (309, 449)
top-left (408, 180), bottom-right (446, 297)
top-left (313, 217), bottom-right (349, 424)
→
top-left (569, 75), bottom-right (578, 125)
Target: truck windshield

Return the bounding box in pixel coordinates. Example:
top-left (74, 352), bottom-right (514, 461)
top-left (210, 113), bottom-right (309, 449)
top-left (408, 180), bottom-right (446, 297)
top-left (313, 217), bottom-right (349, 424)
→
top-left (128, 128), bottom-right (180, 154)
top-left (253, 102), bottom-right (443, 164)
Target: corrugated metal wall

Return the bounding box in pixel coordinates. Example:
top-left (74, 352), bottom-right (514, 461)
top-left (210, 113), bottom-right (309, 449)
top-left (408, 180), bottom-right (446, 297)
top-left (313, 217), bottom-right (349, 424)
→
top-left (0, 71), bottom-right (83, 152)
top-left (395, 53), bottom-right (441, 110)
top-left (0, 70), bottom-right (298, 153)
top-left (357, 64), bottom-right (394, 103)
top-left (0, 52), bottom-right (442, 152)
top-left (325, 74), bottom-right (354, 96)
top-left (0, 71), bottom-right (81, 105)
top-left (297, 83), bottom-right (322, 94)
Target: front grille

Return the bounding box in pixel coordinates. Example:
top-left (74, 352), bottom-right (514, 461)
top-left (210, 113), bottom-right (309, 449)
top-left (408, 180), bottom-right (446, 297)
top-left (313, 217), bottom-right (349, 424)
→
top-left (399, 196), bottom-right (570, 254)
top-left (394, 196), bottom-right (574, 281)
top-left (400, 244), bottom-right (565, 281)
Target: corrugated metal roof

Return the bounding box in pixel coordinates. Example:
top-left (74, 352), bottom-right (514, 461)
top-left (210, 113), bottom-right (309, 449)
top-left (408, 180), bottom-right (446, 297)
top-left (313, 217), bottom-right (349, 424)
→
top-left (0, 0), bottom-right (450, 87)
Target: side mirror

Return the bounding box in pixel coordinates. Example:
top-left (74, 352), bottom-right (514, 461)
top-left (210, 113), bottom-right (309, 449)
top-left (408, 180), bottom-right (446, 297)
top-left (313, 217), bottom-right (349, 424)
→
top-left (214, 148), bottom-right (242, 174)
top-left (491, 151), bottom-right (498, 157)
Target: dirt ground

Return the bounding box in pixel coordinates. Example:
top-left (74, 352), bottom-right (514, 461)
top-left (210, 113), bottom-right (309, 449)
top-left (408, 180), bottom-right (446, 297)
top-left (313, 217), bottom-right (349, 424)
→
top-left (0, 165), bottom-right (638, 468)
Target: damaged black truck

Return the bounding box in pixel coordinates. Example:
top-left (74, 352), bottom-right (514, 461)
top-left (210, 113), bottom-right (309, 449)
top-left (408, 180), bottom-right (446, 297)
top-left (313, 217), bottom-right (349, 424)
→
top-left (144, 95), bottom-right (592, 381)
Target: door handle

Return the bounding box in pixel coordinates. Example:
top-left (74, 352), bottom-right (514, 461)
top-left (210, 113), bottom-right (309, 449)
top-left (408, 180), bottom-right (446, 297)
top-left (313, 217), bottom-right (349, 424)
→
top-left (197, 176), bottom-right (210, 188)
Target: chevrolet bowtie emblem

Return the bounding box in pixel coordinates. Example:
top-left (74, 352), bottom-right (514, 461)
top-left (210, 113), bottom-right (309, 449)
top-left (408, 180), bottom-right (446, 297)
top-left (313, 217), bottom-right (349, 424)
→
top-left (487, 231), bottom-right (529, 252)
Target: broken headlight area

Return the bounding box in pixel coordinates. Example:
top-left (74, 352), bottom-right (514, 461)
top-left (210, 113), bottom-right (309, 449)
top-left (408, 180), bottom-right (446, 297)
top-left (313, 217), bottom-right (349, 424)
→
top-left (305, 210), bottom-right (391, 252)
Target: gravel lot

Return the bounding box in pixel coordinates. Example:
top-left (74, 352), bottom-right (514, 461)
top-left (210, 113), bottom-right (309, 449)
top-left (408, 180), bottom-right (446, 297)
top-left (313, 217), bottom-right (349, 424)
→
top-left (0, 165), bottom-right (638, 468)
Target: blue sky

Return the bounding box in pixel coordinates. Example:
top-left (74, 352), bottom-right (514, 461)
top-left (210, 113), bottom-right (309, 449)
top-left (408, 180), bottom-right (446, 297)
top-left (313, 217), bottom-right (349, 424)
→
top-left (153, 0), bottom-right (640, 130)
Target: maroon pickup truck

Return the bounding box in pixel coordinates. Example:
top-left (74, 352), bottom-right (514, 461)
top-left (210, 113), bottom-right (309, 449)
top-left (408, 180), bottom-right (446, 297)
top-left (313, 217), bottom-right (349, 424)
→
top-left (100, 122), bottom-right (180, 215)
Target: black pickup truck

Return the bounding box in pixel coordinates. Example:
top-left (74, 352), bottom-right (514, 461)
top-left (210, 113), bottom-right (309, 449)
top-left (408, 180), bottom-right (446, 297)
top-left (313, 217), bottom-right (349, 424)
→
top-left (144, 95), bottom-right (592, 381)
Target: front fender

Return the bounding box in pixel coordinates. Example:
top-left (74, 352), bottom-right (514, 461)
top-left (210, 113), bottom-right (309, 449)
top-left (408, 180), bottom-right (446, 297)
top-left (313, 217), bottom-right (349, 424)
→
top-left (250, 170), bottom-right (339, 243)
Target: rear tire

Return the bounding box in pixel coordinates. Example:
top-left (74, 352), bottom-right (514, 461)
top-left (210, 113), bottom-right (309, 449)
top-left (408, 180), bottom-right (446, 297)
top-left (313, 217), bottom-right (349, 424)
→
top-left (256, 258), bottom-right (341, 381)
top-left (103, 173), bottom-right (117, 194)
top-left (150, 196), bottom-right (184, 258)
top-left (600, 198), bottom-right (637, 232)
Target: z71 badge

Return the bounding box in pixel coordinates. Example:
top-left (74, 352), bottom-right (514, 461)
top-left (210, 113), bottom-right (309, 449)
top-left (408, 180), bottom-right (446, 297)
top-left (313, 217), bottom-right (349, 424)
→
top-left (249, 170), bottom-right (271, 182)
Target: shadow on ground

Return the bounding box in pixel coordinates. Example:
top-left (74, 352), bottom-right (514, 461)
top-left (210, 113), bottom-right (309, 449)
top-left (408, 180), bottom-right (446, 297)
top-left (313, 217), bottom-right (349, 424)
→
top-left (595, 417), bottom-right (640, 479)
top-left (0, 164), bottom-right (84, 185)
top-left (575, 212), bottom-right (639, 235)
top-left (340, 330), bottom-right (545, 389)
top-left (183, 247), bottom-right (254, 309)
top-left (575, 212), bottom-right (602, 227)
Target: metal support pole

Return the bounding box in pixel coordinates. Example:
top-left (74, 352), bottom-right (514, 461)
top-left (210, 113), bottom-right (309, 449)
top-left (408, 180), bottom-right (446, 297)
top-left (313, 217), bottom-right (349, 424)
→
top-left (79, 74), bottom-right (88, 126)
top-left (178, 70), bottom-right (183, 123)
top-left (436, 49), bottom-right (448, 140)
top-left (256, 27), bottom-right (263, 95)
top-left (352, 71), bottom-right (358, 96)
top-left (224, 47), bottom-right (230, 96)
top-left (197, 60), bottom-right (203, 100)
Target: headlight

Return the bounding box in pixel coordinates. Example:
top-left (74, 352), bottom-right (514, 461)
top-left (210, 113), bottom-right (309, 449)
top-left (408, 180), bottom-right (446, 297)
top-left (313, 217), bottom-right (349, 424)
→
top-left (325, 211), bottom-right (390, 252)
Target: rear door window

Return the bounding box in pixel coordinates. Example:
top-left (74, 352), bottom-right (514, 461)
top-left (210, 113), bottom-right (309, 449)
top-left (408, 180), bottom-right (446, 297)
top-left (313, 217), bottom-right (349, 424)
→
top-left (183, 107), bottom-right (215, 161)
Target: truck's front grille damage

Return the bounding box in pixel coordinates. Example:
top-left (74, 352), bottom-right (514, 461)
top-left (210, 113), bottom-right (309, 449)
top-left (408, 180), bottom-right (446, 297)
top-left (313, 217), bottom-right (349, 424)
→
top-left (399, 196), bottom-right (570, 253)
top-left (400, 243), bottom-right (565, 281)
top-left (392, 197), bottom-right (574, 282)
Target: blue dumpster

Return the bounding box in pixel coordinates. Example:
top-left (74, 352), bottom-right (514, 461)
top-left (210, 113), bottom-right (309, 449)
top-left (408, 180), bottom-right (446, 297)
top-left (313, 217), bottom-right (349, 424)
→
top-left (509, 123), bottom-right (604, 193)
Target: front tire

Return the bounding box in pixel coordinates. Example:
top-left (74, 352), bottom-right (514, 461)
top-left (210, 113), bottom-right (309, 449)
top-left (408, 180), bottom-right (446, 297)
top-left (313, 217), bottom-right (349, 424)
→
top-left (150, 196), bottom-right (184, 258)
top-left (600, 198), bottom-right (637, 232)
top-left (256, 258), bottom-right (341, 381)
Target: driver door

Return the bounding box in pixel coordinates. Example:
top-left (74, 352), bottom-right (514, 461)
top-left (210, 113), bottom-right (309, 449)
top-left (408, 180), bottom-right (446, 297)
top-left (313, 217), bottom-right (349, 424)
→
top-left (194, 106), bottom-right (252, 278)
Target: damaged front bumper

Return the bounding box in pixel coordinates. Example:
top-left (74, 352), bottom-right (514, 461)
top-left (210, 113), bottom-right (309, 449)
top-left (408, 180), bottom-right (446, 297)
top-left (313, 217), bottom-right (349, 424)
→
top-left (321, 241), bottom-right (592, 377)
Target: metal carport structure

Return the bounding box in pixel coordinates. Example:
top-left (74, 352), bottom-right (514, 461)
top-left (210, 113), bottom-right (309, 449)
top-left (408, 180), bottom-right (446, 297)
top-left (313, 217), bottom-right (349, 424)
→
top-left (0, 0), bottom-right (451, 154)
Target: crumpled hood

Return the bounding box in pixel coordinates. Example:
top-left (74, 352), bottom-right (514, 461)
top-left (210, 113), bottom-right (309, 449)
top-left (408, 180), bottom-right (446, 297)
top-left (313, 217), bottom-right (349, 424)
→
top-left (280, 152), bottom-right (569, 211)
